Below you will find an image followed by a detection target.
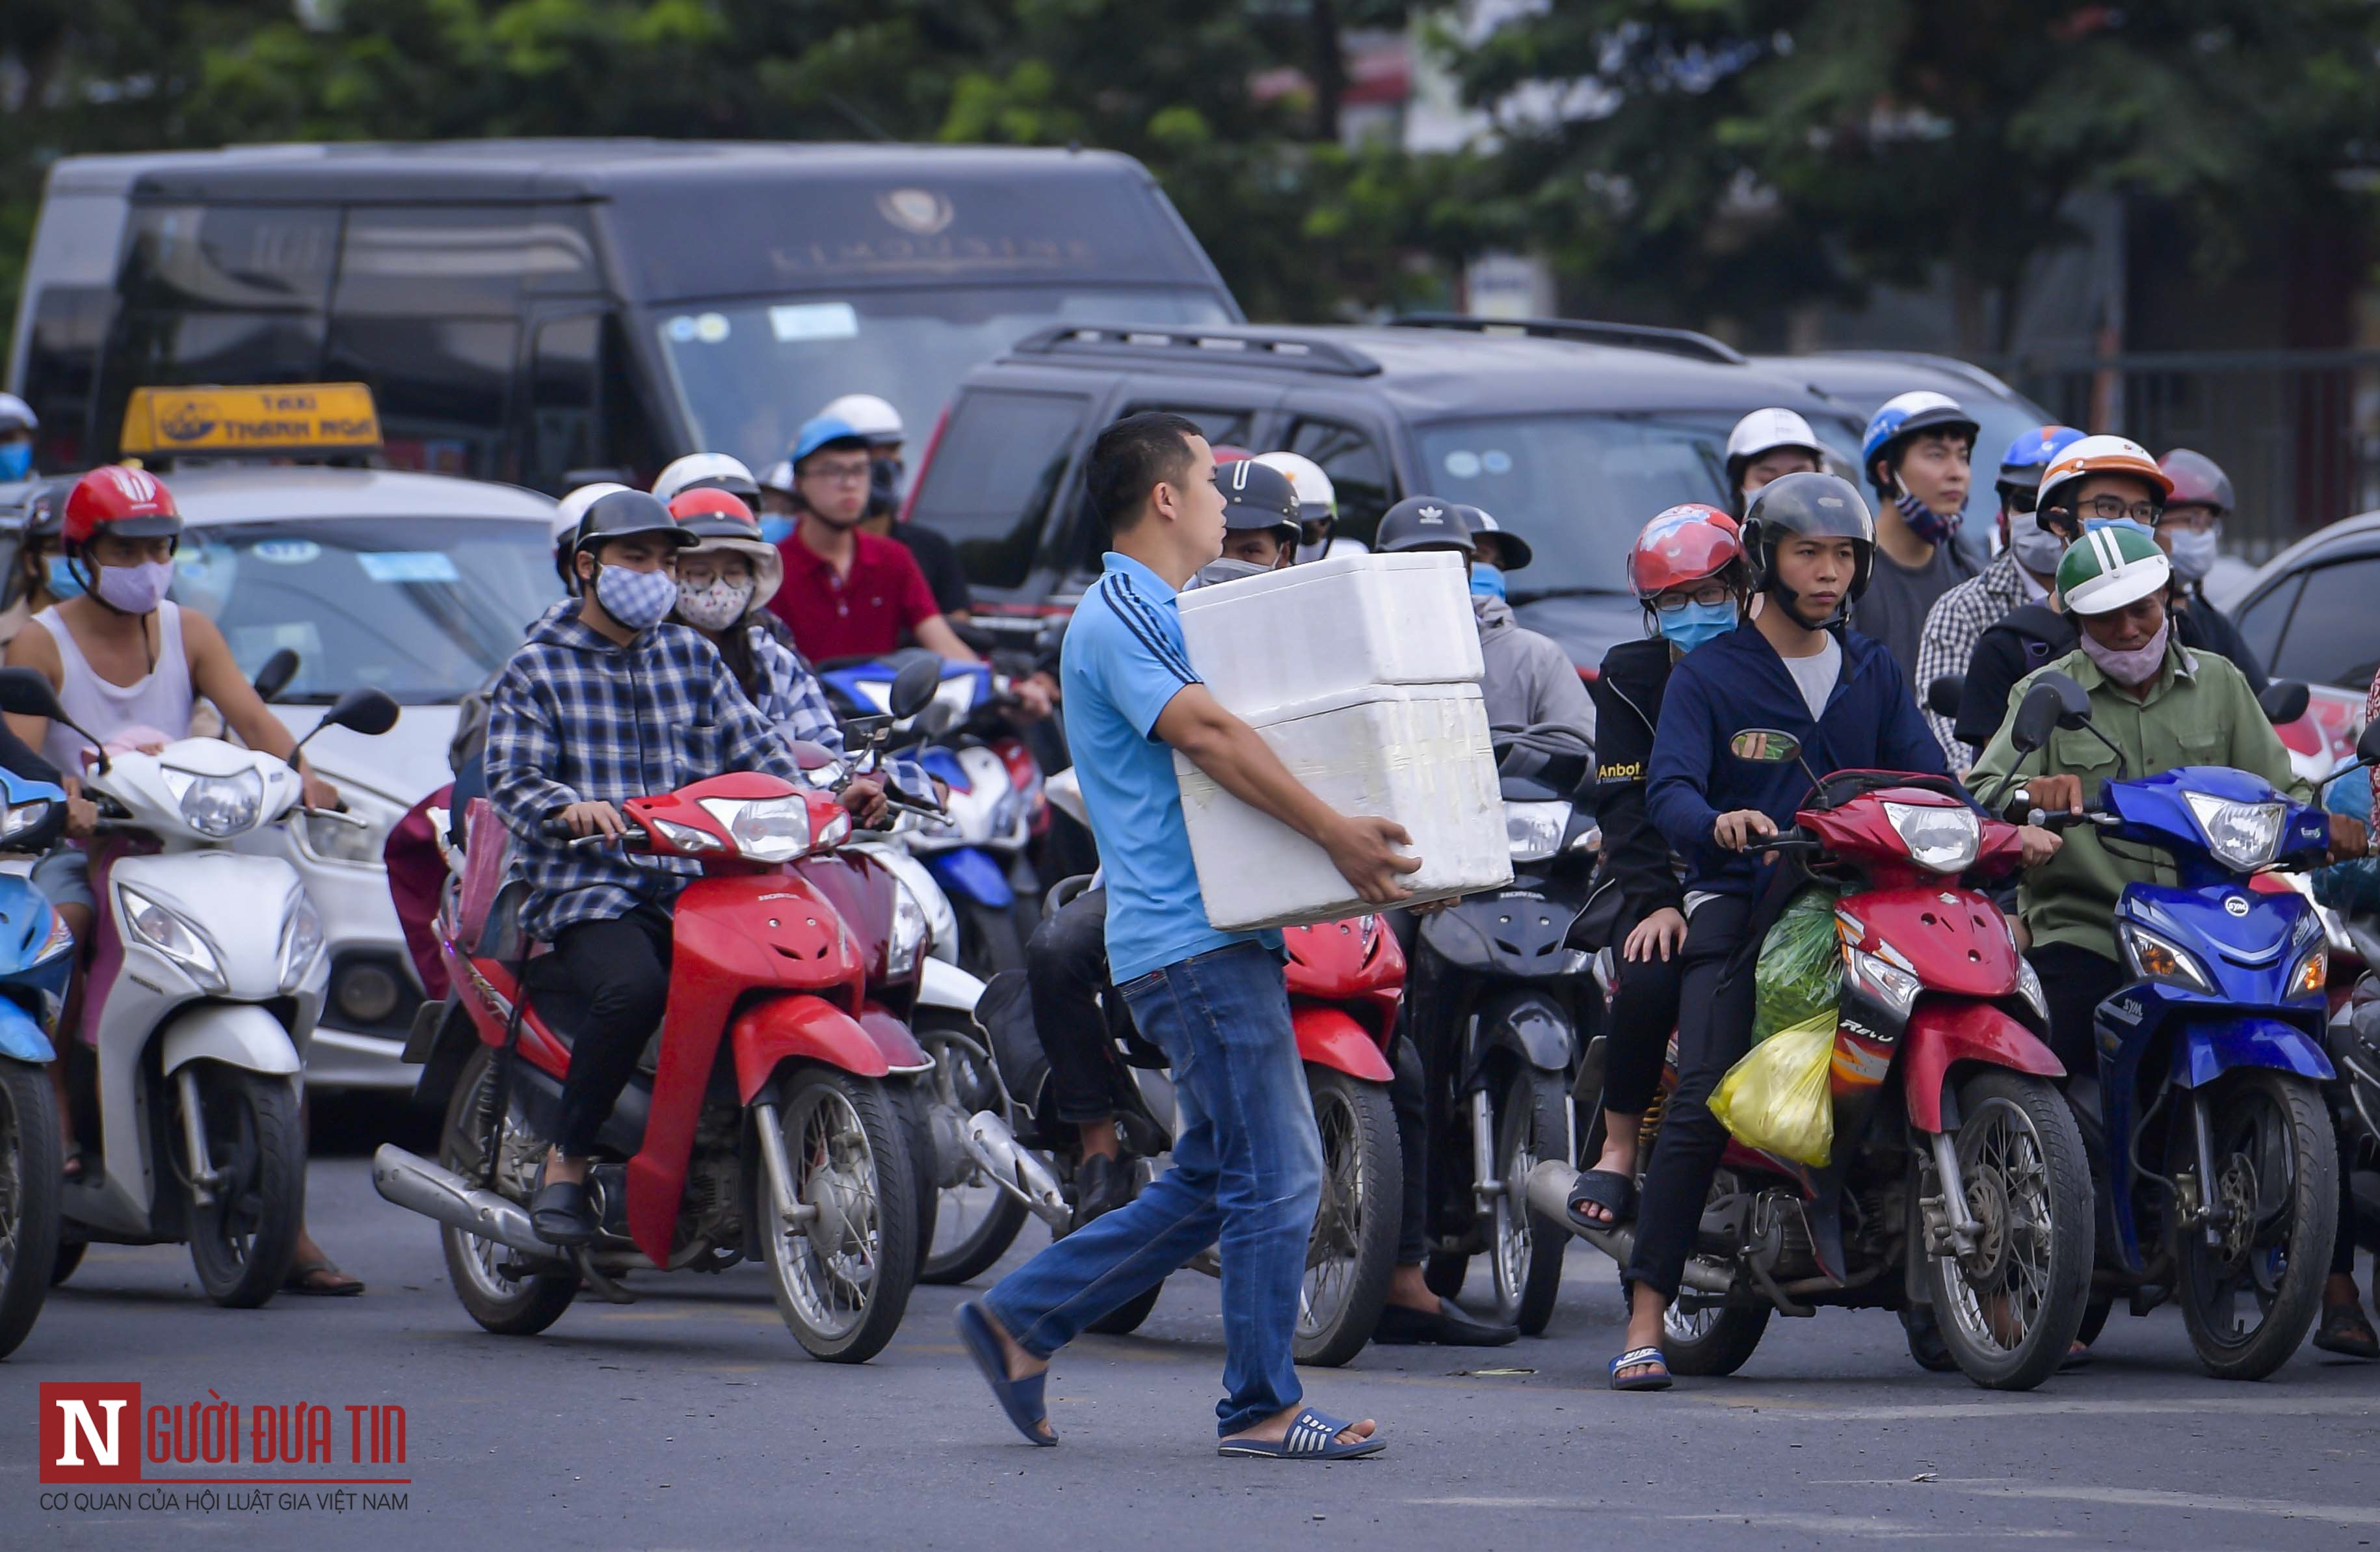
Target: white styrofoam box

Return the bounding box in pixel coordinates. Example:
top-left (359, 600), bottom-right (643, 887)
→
top-left (1176, 550), bottom-right (1481, 717)
top-left (1176, 681), bottom-right (1513, 931)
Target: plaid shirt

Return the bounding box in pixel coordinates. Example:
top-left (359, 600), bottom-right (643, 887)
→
top-left (486, 611), bottom-right (800, 940)
top-left (747, 627), bottom-right (931, 799)
top-left (1914, 549), bottom-right (2033, 769)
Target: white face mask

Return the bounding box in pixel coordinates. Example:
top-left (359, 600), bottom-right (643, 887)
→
top-left (94, 558), bottom-right (174, 615)
top-left (2006, 509), bottom-right (2066, 577)
top-left (676, 574), bottom-right (755, 630)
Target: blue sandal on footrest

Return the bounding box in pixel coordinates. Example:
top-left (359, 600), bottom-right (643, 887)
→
top-left (1610, 1346), bottom-right (1672, 1391)
top-left (956, 1302), bottom-right (1057, 1447)
top-left (1217, 1407), bottom-right (1386, 1460)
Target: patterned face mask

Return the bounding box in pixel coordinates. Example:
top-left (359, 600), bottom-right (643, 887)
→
top-left (592, 563), bottom-right (678, 632)
top-left (676, 574), bottom-right (755, 630)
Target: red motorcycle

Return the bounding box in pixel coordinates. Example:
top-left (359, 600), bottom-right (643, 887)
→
top-left (1542, 730), bottom-right (2096, 1391)
top-left (375, 771), bottom-right (931, 1363)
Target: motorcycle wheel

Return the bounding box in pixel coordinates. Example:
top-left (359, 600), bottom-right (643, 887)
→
top-left (51, 1240), bottom-right (85, 1288)
top-left (438, 1047), bottom-right (575, 1337)
top-left (182, 1065), bottom-right (305, 1309)
top-left (1488, 1067), bottom-right (1569, 1335)
top-left (758, 1067), bottom-right (920, 1363)
top-left (1661, 1298), bottom-right (1771, 1376)
top-left (2170, 1068), bottom-right (2337, 1381)
top-left (1923, 1071), bottom-right (2094, 1392)
top-left (0, 1058), bottom-right (62, 1358)
top-left (913, 1017), bottom-right (1028, 1286)
top-left (958, 901), bottom-right (1028, 983)
top-left (1294, 1066), bottom-right (1401, 1367)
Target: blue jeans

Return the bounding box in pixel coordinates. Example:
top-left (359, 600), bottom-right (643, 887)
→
top-left (983, 941), bottom-right (1323, 1437)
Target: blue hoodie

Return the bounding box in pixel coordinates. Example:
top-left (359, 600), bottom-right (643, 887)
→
top-left (1646, 619), bottom-right (1947, 898)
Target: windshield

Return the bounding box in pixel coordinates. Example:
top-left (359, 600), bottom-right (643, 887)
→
top-left (171, 517), bottom-right (562, 703)
top-left (1414, 412), bottom-right (1864, 599)
top-left (653, 285), bottom-right (1234, 474)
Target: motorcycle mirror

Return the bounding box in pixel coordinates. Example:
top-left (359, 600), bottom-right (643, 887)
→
top-left (2258, 680), bottom-right (2310, 727)
top-left (0, 666), bottom-right (107, 773)
top-left (2357, 717), bottom-right (2380, 769)
top-left (250, 647), bottom-right (300, 704)
top-left (887, 657), bottom-right (944, 721)
top-left (916, 700), bottom-right (958, 739)
top-left (2007, 680), bottom-right (2067, 755)
top-left (2040, 671), bottom-right (2093, 730)
top-left (1728, 729), bottom-right (1801, 766)
top-left (300, 686), bottom-right (401, 748)
top-left (1925, 675), bottom-right (1965, 719)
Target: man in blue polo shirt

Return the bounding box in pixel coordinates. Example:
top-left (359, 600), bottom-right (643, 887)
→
top-left (957, 412), bottom-right (1419, 1460)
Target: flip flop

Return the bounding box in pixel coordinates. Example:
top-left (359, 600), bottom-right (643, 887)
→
top-left (1216, 1406), bottom-right (1384, 1460)
top-left (282, 1259), bottom-right (365, 1297)
top-left (956, 1302), bottom-right (1056, 1447)
top-left (1567, 1169), bottom-right (1636, 1232)
top-left (1610, 1346), bottom-right (1671, 1391)
top-left (2314, 1302), bottom-right (2379, 1361)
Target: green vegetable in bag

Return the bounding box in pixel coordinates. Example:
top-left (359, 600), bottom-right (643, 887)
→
top-left (1752, 884), bottom-right (1845, 1044)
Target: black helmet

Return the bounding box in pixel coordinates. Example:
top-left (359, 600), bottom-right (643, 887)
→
top-left (572, 488), bottom-right (698, 558)
top-left (1374, 495), bottom-right (1474, 555)
top-left (1740, 472), bottom-right (1874, 628)
top-left (1214, 459), bottom-right (1301, 542)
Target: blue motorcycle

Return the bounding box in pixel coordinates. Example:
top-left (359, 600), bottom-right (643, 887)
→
top-left (0, 766), bottom-right (79, 1358)
top-left (2006, 673), bottom-right (2344, 1378)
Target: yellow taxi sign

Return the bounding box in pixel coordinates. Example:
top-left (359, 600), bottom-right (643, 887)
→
top-left (119, 382), bottom-right (382, 457)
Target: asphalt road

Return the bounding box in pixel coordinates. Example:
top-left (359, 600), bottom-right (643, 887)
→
top-left (4, 1097), bottom-right (2375, 1552)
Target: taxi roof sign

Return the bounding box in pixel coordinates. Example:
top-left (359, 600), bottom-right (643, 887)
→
top-left (119, 383), bottom-right (382, 458)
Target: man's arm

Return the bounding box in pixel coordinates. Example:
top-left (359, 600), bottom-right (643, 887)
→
top-left (1644, 663), bottom-right (1722, 857)
top-left (1873, 653), bottom-right (1951, 779)
top-left (185, 613), bottom-right (341, 808)
top-left (1152, 682), bottom-right (1418, 904)
top-left (483, 666), bottom-right (580, 845)
top-left (1914, 589), bottom-right (1976, 769)
top-left (2225, 662), bottom-right (2313, 802)
top-left (1518, 634), bottom-right (1596, 752)
top-left (1964, 675), bottom-right (2049, 816)
top-left (913, 613), bottom-right (981, 665)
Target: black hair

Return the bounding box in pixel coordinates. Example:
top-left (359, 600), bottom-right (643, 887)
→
top-left (1088, 412), bottom-right (1202, 534)
top-left (713, 621), bottom-right (763, 704)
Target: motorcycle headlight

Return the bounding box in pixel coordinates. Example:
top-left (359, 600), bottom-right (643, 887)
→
top-left (1881, 801), bottom-right (1981, 874)
top-left (2183, 792), bottom-right (2286, 872)
top-left (991, 788), bottom-right (1027, 836)
top-left (159, 765), bottom-right (265, 838)
top-left (647, 816), bottom-right (725, 854)
top-left (277, 892), bottom-right (325, 990)
top-left (33, 907), bottom-right (73, 965)
top-left (2288, 945), bottom-right (2327, 1001)
top-left (1505, 800), bottom-right (1572, 864)
top-left (696, 795), bottom-right (813, 863)
top-left (2121, 920), bottom-right (2214, 994)
top-left (889, 876), bottom-right (931, 969)
top-left (2016, 956), bottom-right (2050, 1023)
top-left (1845, 944), bottom-right (1921, 1019)
top-left (118, 884), bottom-right (226, 991)
top-left (0, 799), bottom-right (54, 844)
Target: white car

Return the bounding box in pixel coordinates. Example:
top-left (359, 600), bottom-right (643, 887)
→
top-left (163, 466), bottom-right (562, 1089)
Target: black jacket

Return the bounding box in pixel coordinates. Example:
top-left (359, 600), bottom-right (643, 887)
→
top-left (1953, 589), bottom-right (2268, 751)
top-left (1587, 637), bottom-right (1684, 922)
top-left (2175, 589), bottom-right (2266, 693)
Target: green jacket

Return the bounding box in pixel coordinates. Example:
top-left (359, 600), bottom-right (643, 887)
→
top-left (1966, 641), bottom-right (2310, 963)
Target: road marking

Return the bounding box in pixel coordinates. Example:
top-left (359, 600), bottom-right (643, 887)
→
top-left (1410, 1500), bottom-right (2074, 1535)
top-left (1701, 1394), bottom-right (2379, 1421)
top-left (1850, 1478), bottom-right (2380, 1529)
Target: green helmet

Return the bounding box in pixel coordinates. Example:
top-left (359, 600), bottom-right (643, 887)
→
top-left (2056, 522), bottom-right (2170, 615)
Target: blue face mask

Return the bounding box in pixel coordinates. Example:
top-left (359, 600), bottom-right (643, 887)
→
top-left (758, 515), bottom-right (795, 546)
top-left (1469, 563), bottom-right (1506, 600)
top-left (44, 555), bottom-right (83, 600)
top-left (0, 444), bottom-right (30, 483)
top-left (1658, 598), bottom-right (1736, 652)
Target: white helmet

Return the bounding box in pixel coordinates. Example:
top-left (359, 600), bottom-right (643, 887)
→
top-left (757, 459), bottom-right (797, 497)
top-left (1726, 408), bottom-right (1823, 481)
top-left (0, 392), bottom-right (37, 435)
top-left (552, 481), bottom-right (629, 544)
top-left (816, 394), bottom-right (903, 446)
top-left (652, 452), bottom-right (760, 505)
top-left (1251, 450), bottom-right (1336, 522)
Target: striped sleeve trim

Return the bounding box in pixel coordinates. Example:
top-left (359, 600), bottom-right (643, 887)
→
top-left (1101, 574), bottom-right (1200, 686)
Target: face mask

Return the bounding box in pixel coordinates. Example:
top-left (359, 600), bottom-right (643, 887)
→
top-left (2006, 509), bottom-right (2065, 578)
top-left (676, 574), bottom-right (755, 630)
top-left (1192, 557), bottom-right (1271, 589)
top-left (1894, 483), bottom-right (1962, 546)
top-left (1296, 535), bottom-right (1331, 565)
top-left (757, 514), bottom-right (795, 546)
top-left (2079, 619), bottom-right (2170, 687)
top-left (44, 555), bottom-right (83, 600)
top-left (2166, 526), bottom-right (2219, 584)
top-left (868, 457), bottom-right (905, 513)
top-left (94, 558), bottom-right (174, 615)
top-left (592, 563), bottom-right (678, 632)
top-left (1658, 598), bottom-right (1736, 653)
top-left (0, 444), bottom-right (30, 483)
top-left (1470, 563), bottom-right (1507, 600)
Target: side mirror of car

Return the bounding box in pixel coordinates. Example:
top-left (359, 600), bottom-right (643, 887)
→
top-left (307, 687), bottom-right (401, 743)
top-left (887, 657), bottom-right (945, 721)
top-left (2258, 680), bottom-right (2310, 727)
top-left (250, 647), bottom-right (301, 704)
top-left (1925, 675), bottom-right (1965, 719)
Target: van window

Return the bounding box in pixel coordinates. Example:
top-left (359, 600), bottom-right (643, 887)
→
top-left (328, 317), bottom-right (518, 480)
top-left (97, 312), bottom-right (330, 453)
top-left (1120, 404), bottom-right (1256, 453)
top-left (120, 204), bottom-right (337, 312)
top-left (528, 316), bottom-right (600, 492)
top-left (1282, 419), bottom-right (1393, 542)
top-left (334, 206), bottom-right (602, 315)
top-left (11, 190), bottom-right (126, 466)
top-left (908, 390), bottom-right (1089, 589)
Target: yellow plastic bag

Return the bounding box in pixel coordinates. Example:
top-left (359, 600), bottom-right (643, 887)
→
top-left (1708, 1010), bottom-right (1836, 1166)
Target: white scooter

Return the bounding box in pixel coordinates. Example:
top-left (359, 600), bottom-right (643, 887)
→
top-left (0, 670), bottom-right (401, 1306)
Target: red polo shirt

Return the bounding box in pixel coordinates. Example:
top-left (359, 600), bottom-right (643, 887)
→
top-left (769, 528), bottom-right (943, 661)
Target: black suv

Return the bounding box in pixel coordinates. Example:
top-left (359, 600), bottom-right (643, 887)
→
top-left (908, 316), bottom-right (1948, 670)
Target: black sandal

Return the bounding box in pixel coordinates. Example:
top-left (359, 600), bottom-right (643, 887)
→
top-left (529, 1181), bottom-right (596, 1247)
top-left (1567, 1169), bottom-right (1636, 1232)
top-left (2314, 1301), bottom-right (2379, 1361)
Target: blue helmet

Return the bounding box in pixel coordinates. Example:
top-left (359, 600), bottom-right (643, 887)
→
top-left (791, 414), bottom-right (867, 468)
top-left (1996, 425), bottom-right (2084, 492)
top-left (1859, 391), bottom-right (1979, 487)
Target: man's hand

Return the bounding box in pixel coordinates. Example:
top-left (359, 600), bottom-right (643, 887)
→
top-left (1322, 814), bottom-right (1421, 905)
top-left (2019, 774), bottom-right (2084, 818)
top-left (840, 775), bottom-right (889, 827)
top-left (1624, 905), bottom-right (1687, 963)
top-left (301, 771), bottom-right (342, 813)
top-left (560, 800), bottom-right (627, 839)
top-left (2330, 812), bottom-right (2370, 862)
top-left (1008, 673), bottom-right (1057, 723)
top-left (61, 777), bottom-right (96, 840)
top-left (2016, 824), bottom-right (2065, 868)
top-left (1713, 809), bottom-right (1777, 852)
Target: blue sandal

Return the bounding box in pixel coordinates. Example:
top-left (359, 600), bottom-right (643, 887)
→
top-left (1217, 1407), bottom-right (1385, 1460)
top-left (956, 1302), bottom-right (1056, 1447)
top-left (1611, 1346), bottom-right (1672, 1391)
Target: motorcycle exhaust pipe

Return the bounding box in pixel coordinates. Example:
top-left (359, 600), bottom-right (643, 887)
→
top-left (1523, 1160), bottom-right (1733, 1296)
top-left (372, 1144), bottom-right (550, 1259)
top-left (963, 1112), bottom-right (1072, 1231)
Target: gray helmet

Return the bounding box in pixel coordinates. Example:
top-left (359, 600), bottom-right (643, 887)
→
top-left (572, 488), bottom-right (698, 558)
top-left (1739, 472), bottom-right (1875, 628)
top-left (1373, 495), bottom-right (1474, 555)
top-left (1214, 459), bottom-right (1301, 542)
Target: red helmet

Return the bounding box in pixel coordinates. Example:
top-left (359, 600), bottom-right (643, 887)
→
top-left (1628, 503), bottom-right (1743, 600)
top-left (667, 486), bottom-right (758, 538)
top-left (62, 465), bottom-right (179, 548)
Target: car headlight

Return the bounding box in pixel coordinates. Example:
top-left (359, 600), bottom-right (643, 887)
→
top-left (118, 884), bottom-right (226, 991)
top-left (277, 892), bottom-right (325, 990)
top-left (697, 795), bottom-right (814, 863)
top-left (2121, 920), bottom-right (2213, 993)
top-left (159, 765), bottom-right (264, 838)
top-left (1505, 800), bottom-right (1572, 863)
top-left (889, 876), bottom-right (931, 968)
top-left (0, 799), bottom-right (54, 844)
top-left (2287, 945), bottom-right (2327, 1000)
top-left (2016, 956), bottom-right (2049, 1023)
top-left (1881, 801), bottom-right (1981, 874)
top-left (1845, 944), bottom-right (1922, 1019)
top-left (2183, 792), bottom-right (2285, 872)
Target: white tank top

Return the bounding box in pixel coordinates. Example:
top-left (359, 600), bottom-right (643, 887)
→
top-left (34, 602), bottom-right (196, 775)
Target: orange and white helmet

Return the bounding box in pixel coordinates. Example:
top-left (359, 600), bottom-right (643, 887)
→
top-left (2037, 435), bottom-right (2173, 521)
